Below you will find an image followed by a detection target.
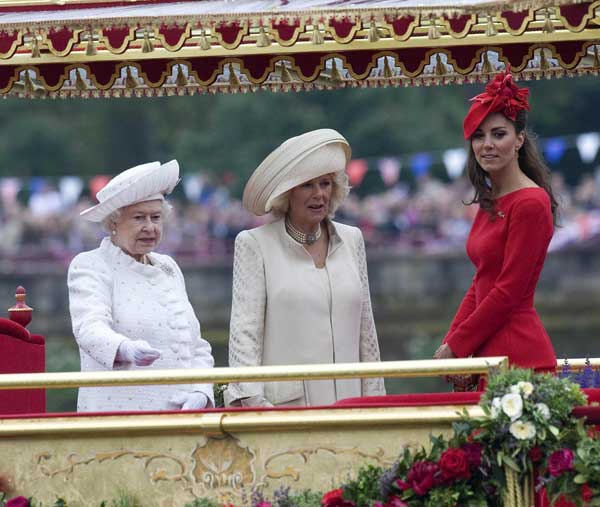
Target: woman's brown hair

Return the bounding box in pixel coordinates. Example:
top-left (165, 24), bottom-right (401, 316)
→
top-left (464, 110), bottom-right (559, 226)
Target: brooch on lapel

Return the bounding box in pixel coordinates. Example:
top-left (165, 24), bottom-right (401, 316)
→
top-left (158, 262), bottom-right (176, 278)
top-left (497, 211), bottom-right (506, 219)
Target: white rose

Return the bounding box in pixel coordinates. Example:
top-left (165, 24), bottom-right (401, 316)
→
top-left (510, 384), bottom-right (521, 394)
top-left (517, 381), bottom-right (535, 398)
top-left (491, 397), bottom-right (502, 418)
top-left (536, 403), bottom-right (550, 420)
top-left (501, 393), bottom-right (523, 420)
top-left (509, 420), bottom-right (536, 440)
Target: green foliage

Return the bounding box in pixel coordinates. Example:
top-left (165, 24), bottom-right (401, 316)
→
top-left (342, 464), bottom-right (384, 507)
top-left (213, 383), bottom-right (228, 408)
top-left (106, 493), bottom-right (141, 507)
top-left (275, 489), bottom-right (323, 507)
top-left (183, 498), bottom-right (220, 507)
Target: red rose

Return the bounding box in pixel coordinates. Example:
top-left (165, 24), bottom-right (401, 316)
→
top-left (439, 448), bottom-right (470, 482)
top-left (6, 497), bottom-right (30, 507)
top-left (528, 446), bottom-right (543, 463)
top-left (257, 502), bottom-right (272, 507)
top-left (581, 484), bottom-right (593, 504)
top-left (322, 489), bottom-right (354, 507)
top-left (386, 496), bottom-right (408, 507)
top-left (548, 449), bottom-right (575, 477)
top-left (394, 479), bottom-right (410, 491)
top-left (462, 443), bottom-right (482, 468)
top-left (554, 495), bottom-right (576, 507)
top-left (406, 461), bottom-right (439, 496)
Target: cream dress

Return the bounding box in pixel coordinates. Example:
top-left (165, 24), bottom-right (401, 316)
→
top-left (226, 219), bottom-right (385, 406)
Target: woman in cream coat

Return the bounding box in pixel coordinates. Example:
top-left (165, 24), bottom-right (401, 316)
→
top-left (226, 129), bottom-right (385, 407)
top-left (68, 160), bottom-right (215, 412)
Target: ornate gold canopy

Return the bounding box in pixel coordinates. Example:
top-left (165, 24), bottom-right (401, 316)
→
top-left (0, 0), bottom-right (598, 97)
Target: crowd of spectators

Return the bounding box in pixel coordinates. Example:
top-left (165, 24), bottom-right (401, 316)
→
top-left (1, 170), bottom-right (600, 269)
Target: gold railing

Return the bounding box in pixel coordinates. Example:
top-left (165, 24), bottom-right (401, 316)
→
top-left (0, 357), bottom-right (508, 391)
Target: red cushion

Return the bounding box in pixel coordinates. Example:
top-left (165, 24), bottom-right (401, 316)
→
top-left (0, 331), bottom-right (46, 414)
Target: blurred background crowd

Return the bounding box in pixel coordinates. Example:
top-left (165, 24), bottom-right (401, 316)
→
top-left (2, 166), bottom-right (600, 269)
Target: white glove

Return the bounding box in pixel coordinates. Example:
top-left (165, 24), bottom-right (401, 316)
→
top-left (169, 391), bottom-right (210, 410)
top-left (115, 340), bottom-right (161, 366)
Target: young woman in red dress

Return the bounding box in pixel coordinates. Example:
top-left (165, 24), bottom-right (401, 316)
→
top-left (433, 68), bottom-right (558, 386)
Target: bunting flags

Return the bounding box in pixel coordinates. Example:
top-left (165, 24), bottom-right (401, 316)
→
top-left (377, 158), bottom-right (401, 187)
top-left (576, 133), bottom-right (600, 164)
top-left (346, 159), bottom-right (368, 186)
top-left (89, 175), bottom-right (111, 200)
top-left (0, 131), bottom-right (597, 198)
top-left (442, 148), bottom-right (468, 180)
top-left (544, 138), bottom-right (567, 164)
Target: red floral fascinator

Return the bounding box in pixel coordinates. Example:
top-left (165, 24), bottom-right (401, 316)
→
top-left (463, 67), bottom-right (530, 139)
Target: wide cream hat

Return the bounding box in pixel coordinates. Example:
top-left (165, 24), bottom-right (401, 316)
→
top-left (80, 160), bottom-right (180, 222)
top-left (242, 128), bottom-right (351, 216)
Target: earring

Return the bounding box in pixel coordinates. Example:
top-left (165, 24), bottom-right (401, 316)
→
top-left (111, 229), bottom-right (116, 236)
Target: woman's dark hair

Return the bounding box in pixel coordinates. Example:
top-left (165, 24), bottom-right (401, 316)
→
top-left (465, 110), bottom-right (559, 226)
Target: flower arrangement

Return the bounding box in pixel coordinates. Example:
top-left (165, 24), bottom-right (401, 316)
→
top-left (472, 368), bottom-right (586, 474)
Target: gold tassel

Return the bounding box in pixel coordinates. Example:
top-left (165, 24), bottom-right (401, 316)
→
top-left (256, 26), bottom-right (271, 47)
top-left (428, 17), bottom-right (441, 39)
top-left (593, 45), bottom-right (600, 68)
top-left (228, 63), bottom-right (240, 88)
top-left (142, 29), bottom-right (154, 53)
top-left (279, 62), bottom-right (293, 83)
top-left (383, 57), bottom-right (394, 78)
top-left (543, 9), bottom-right (554, 34)
top-left (75, 69), bottom-right (87, 91)
top-left (435, 54), bottom-right (447, 76)
top-left (31, 36), bottom-right (41, 58)
top-left (539, 49), bottom-right (549, 71)
top-left (330, 59), bottom-right (343, 82)
top-left (368, 21), bottom-right (380, 42)
top-left (311, 24), bottom-right (325, 45)
top-left (176, 64), bottom-right (188, 86)
top-left (482, 52), bottom-right (493, 74)
top-left (23, 72), bottom-right (34, 93)
top-left (486, 15), bottom-right (498, 37)
top-left (125, 67), bottom-right (138, 89)
top-left (86, 30), bottom-right (97, 56)
top-left (199, 29), bottom-right (211, 50)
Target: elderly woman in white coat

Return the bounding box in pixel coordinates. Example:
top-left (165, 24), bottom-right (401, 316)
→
top-left (226, 129), bottom-right (385, 407)
top-left (68, 160), bottom-right (214, 412)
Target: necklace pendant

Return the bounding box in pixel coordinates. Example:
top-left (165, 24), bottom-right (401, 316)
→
top-left (306, 233), bottom-right (317, 245)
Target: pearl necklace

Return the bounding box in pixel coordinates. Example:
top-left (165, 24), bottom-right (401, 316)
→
top-left (285, 217), bottom-right (322, 245)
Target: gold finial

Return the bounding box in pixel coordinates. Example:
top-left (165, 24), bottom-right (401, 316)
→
top-left (142, 29), bottom-right (154, 53)
top-left (86, 29), bottom-right (97, 56)
top-left (256, 25), bottom-right (271, 47)
top-left (75, 69), bottom-right (87, 90)
top-left (199, 29), bottom-right (211, 50)
top-left (311, 24), bottom-right (325, 45)
top-left (368, 21), bottom-right (381, 42)
top-left (8, 286), bottom-right (33, 328)
top-left (485, 15), bottom-right (498, 37)
top-left (176, 64), bottom-right (188, 86)
top-left (125, 66), bottom-right (138, 88)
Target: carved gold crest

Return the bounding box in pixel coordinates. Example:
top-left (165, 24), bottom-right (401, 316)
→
top-left (192, 436), bottom-right (256, 490)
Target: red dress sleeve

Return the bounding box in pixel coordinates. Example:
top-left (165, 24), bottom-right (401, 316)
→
top-left (443, 280), bottom-right (476, 344)
top-left (445, 197), bottom-right (553, 358)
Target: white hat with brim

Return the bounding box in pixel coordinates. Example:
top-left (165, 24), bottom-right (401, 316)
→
top-left (80, 160), bottom-right (180, 222)
top-left (242, 128), bottom-right (351, 216)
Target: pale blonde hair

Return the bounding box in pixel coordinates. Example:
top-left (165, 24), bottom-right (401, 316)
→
top-left (270, 171), bottom-right (350, 219)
